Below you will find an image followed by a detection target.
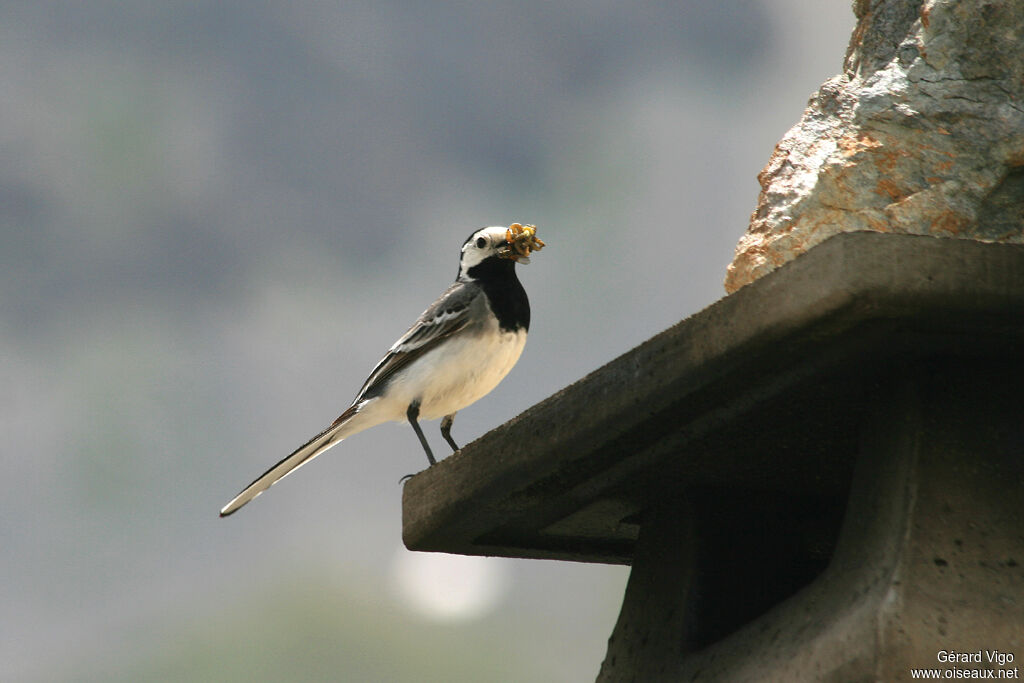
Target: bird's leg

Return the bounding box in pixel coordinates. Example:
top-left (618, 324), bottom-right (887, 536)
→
top-left (407, 401), bottom-right (436, 466)
top-left (440, 413), bottom-right (460, 452)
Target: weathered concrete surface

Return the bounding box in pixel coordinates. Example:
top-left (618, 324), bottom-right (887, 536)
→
top-left (725, 0), bottom-right (1024, 293)
top-left (402, 233), bottom-right (1024, 565)
top-left (402, 232), bottom-right (1024, 680)
top-left (599, 368), bottom-right (1024, 681)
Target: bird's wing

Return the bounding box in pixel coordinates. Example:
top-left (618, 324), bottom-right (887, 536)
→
top-left (219, 404), bottom-right (359, 517)
top-left (355, 281), bottom-right (480, 401)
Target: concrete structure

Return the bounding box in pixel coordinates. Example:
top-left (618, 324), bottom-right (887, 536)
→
top-left (403, 232), bottom-right (1024, 681)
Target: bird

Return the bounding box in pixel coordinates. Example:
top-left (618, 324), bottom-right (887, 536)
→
top-left (220, 224), bottom-right (544, 517)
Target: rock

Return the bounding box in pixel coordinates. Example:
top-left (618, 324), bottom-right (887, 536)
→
top-left (725, 0), bottom-right (1024, 293)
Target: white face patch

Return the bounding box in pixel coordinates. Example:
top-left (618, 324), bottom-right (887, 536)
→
top-left (459, 226), bottom-right (510, 277)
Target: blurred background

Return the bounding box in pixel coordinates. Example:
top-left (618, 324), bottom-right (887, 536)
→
top-left (2, 2), bottom-right (854, 681)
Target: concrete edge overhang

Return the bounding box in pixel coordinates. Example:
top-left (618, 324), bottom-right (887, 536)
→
top-left (402, 232), bottom-right (1024, 564)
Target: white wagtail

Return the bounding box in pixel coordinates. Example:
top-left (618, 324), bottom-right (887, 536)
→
top-left (220, 224), bottom-right (544, 516)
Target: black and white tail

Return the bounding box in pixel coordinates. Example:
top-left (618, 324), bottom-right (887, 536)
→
top-left (219, 404), bottom-right (362, 517)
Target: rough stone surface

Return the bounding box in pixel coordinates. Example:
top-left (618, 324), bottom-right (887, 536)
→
top-left (725, 0), bottom-right (1024, 293)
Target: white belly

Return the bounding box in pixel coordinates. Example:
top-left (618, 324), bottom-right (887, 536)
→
top-left (415, 328), bottom-right (527, 420)
top-left (365, 326), bottom-right (527, 423)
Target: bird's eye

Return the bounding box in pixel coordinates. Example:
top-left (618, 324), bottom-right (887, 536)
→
top-left (476, 237), bottom-right (487, 248)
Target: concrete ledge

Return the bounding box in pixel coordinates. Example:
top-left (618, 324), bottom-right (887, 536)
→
top-left (402, 232), bottom-right (1024, 565)
top-left (599, 363), bottom-right (1024, 680)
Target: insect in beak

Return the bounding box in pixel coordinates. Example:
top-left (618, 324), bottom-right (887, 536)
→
top-left (497, 223), bottom-right (545, 264)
